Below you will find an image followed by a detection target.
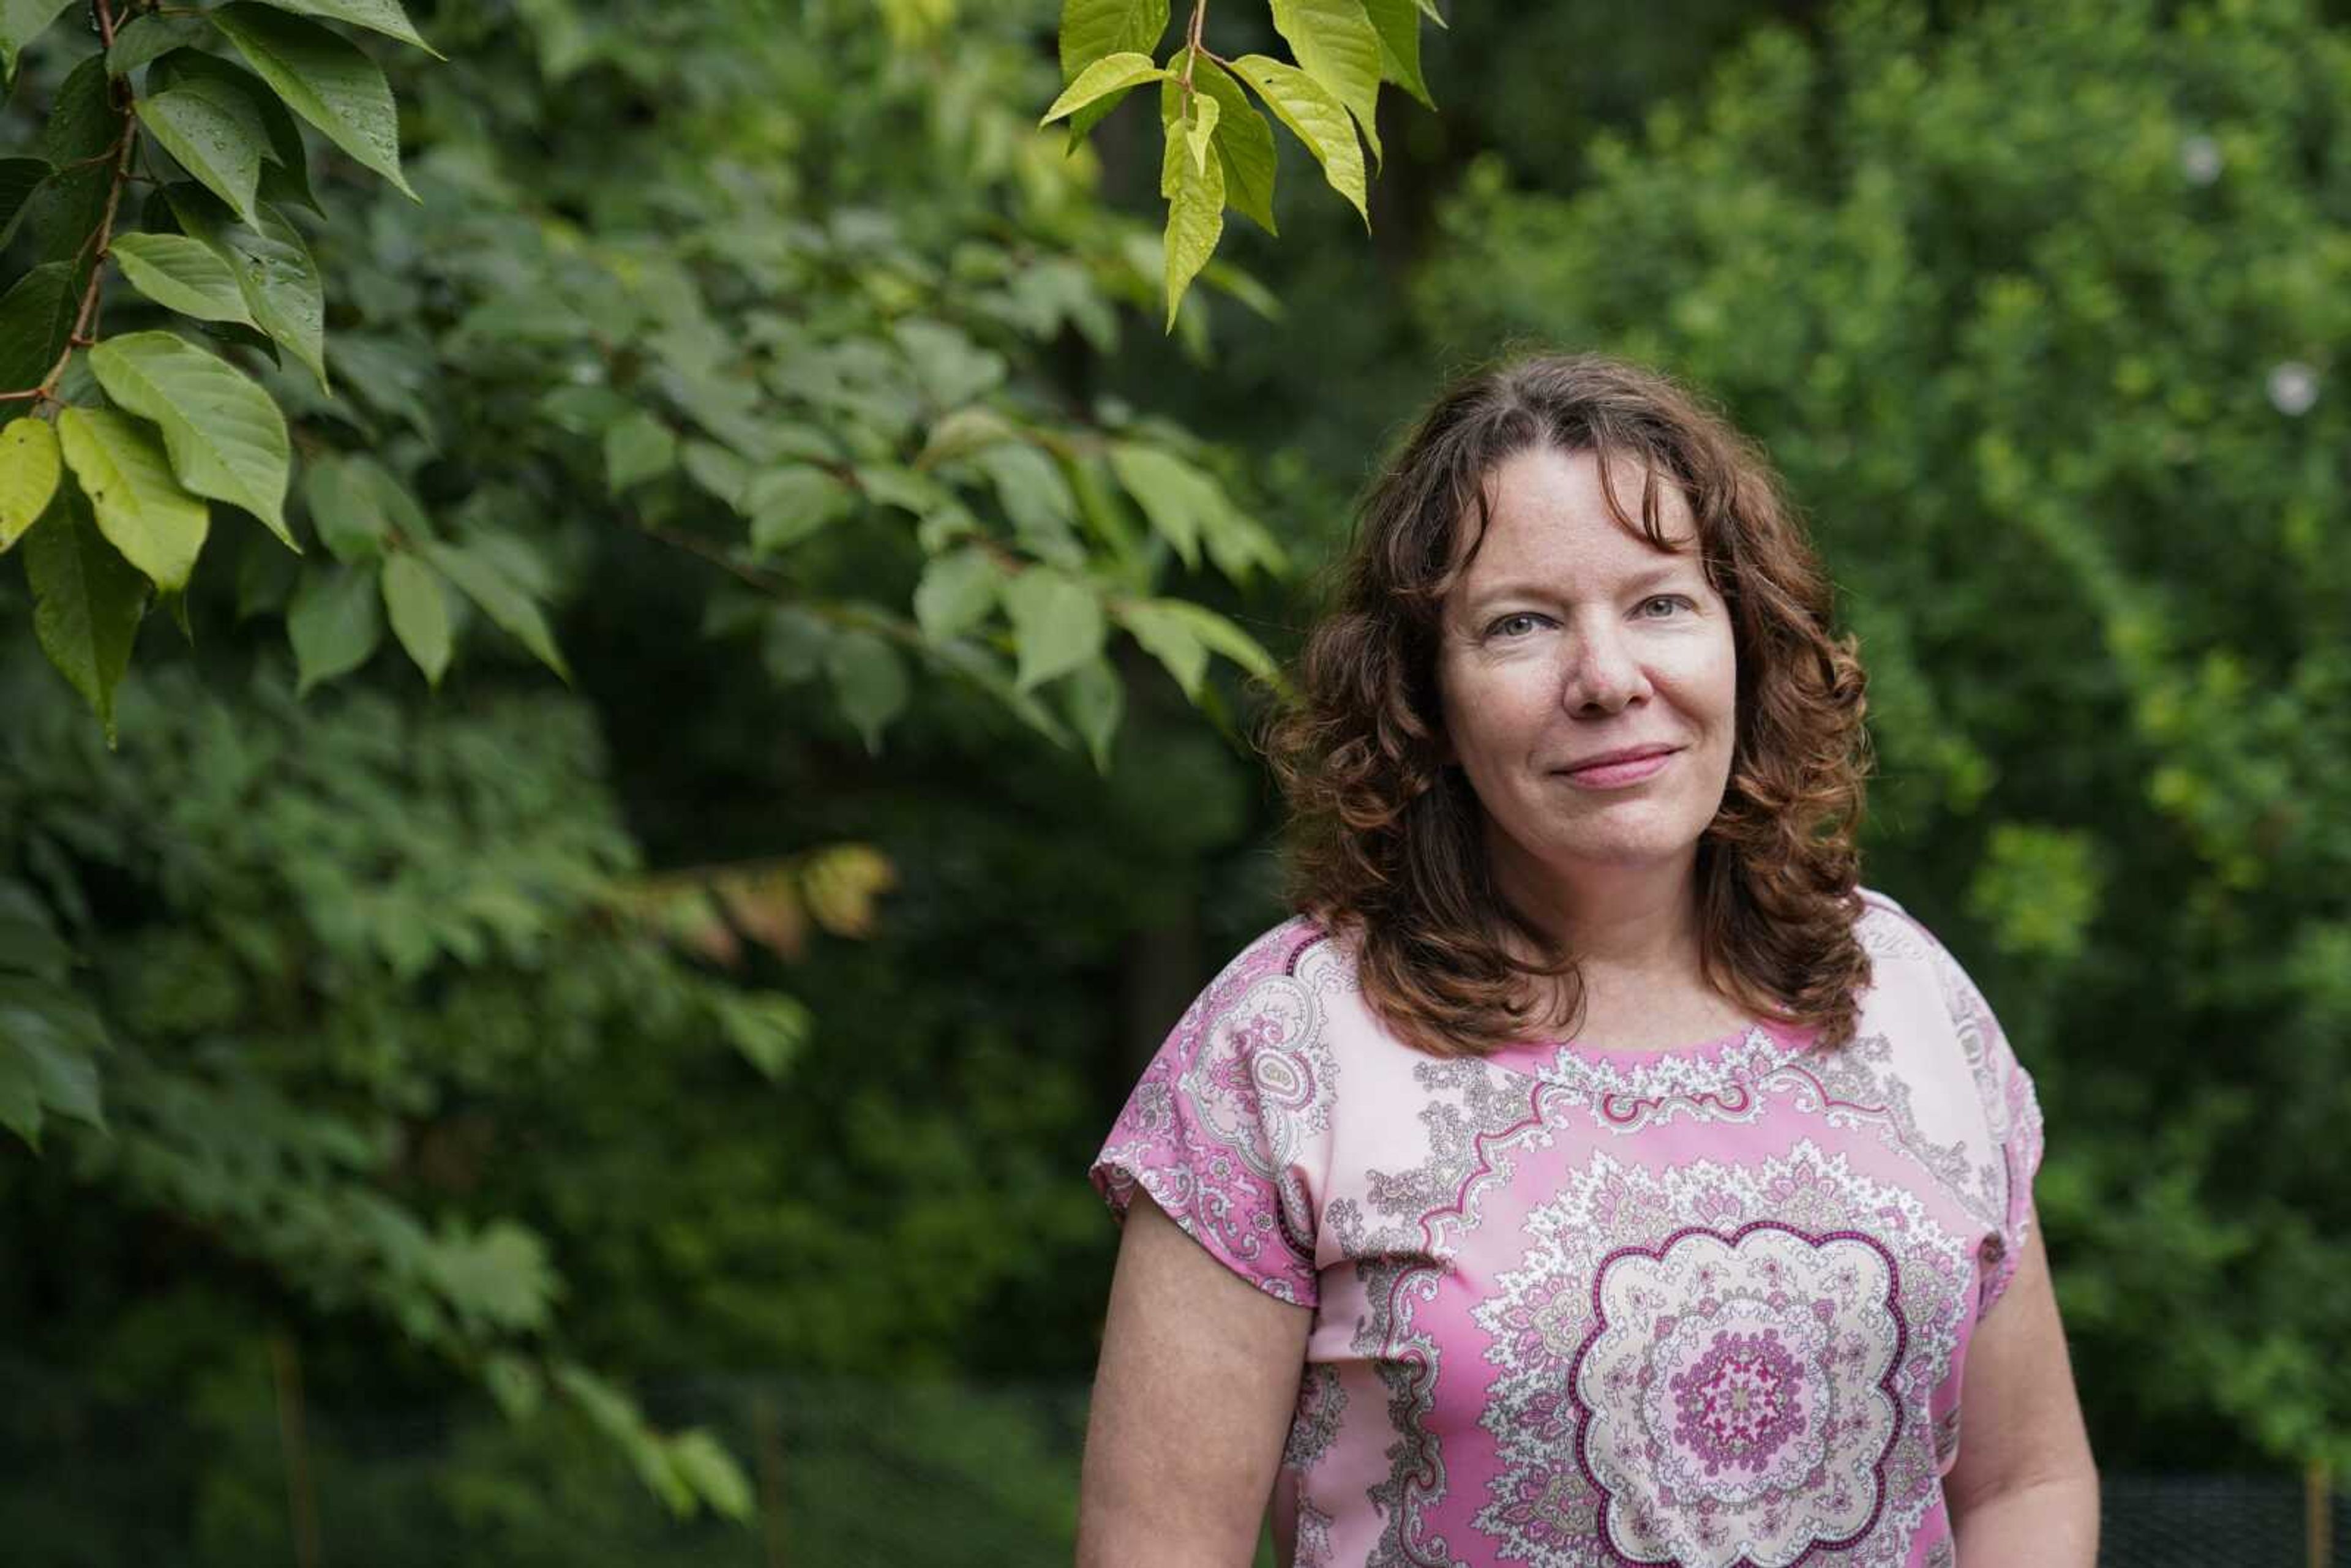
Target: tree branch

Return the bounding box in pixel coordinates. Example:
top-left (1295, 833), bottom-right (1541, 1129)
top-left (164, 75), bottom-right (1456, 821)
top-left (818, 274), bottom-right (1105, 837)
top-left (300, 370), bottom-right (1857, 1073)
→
top-left (4, 2), bottom-right (140, 409)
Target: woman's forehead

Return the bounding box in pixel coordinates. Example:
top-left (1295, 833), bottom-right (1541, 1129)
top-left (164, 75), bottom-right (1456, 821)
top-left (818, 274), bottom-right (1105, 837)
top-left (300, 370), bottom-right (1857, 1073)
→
top-left (1447, 447), bottom-right (1703, 582)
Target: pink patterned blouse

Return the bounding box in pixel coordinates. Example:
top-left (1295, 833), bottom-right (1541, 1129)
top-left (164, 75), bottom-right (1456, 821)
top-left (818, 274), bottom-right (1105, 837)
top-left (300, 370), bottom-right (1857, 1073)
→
top-left (1090, 888), bottom-right (2043, 1568)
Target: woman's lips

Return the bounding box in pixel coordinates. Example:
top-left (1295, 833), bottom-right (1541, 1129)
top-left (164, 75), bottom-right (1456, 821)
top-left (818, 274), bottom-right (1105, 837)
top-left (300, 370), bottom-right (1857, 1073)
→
top-left (1559, 749), bottom-right (1678, 789)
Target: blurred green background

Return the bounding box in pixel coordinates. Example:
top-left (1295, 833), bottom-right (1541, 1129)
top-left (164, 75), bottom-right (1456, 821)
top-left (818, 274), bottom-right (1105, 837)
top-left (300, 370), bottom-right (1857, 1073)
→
top-left (5, 0), bottom-right (2351, 1561)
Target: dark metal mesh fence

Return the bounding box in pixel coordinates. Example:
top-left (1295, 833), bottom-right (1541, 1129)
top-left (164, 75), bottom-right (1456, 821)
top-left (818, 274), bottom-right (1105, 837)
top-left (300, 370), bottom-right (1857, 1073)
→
top-left (0, 1356), bottom-right (2337, 1564)
top-left (2099, 1472), bottom-right (2344, 1568)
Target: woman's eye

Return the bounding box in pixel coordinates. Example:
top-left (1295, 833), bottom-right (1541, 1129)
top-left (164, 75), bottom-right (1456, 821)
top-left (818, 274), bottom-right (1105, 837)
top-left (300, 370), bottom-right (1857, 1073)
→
top-left (1487, 612), bottom-right (1544, 638)
top-left (1640, 595), bottom-right (1694, 618)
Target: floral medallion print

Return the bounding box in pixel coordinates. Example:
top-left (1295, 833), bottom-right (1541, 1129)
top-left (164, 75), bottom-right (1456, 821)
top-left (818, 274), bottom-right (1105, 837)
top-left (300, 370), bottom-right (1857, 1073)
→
top-left (1472, 1144), bottom-right (1973, 1567)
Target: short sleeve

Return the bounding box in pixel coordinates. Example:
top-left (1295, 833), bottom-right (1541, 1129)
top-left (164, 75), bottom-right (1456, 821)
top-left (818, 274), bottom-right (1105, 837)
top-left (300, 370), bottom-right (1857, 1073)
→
top-left (1927, 928), bottom-right (2047, 1319)
top-left (1089, 919), bottom-right (1338, 1307)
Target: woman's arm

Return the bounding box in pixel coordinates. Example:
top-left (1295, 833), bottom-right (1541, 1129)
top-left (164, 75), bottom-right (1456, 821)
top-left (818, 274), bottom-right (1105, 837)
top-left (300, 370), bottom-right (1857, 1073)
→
top-left (1077, 1191), bottom-right (1313, 1568)
top-left (1944, 1212), bottom-right (2100, 1564)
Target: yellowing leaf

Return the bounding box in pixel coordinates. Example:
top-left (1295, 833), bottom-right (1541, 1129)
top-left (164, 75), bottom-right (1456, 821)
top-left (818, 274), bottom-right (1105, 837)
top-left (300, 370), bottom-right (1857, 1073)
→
top-left (1269, 0), bottom-right (1385, 165)
top-left (1191, 58), bottom-right (1278, 234)
top-left (1058, 0), bottom-right (1169, 79)
top-left (1230, 54), bottom-right (1368, 225)
top-left (56, 407), bottom-right (210, 593)
top-left (1160, 105), bottom-right (1225, 330)
top-left (0, 416), bottom-right (61, 551)
top-left (1183, 89), bottom-right (1220, 176)
top-left (1364, 0), bottom-right (1434, 108)
top-left (1041, 51), bottom-right (1166, 126)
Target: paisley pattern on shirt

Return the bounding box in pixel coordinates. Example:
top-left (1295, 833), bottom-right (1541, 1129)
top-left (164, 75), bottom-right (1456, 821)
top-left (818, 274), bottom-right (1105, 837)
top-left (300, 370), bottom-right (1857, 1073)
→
top-left (1090, 890), bottom-right (2042, 1567)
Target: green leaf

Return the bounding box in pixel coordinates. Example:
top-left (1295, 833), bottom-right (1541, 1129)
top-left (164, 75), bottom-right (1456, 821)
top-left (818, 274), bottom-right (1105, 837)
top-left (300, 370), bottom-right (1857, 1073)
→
top-left (663, 1430), bottom-right (754, 1524)
top-left (679, 440), bottom-right (752, 511)
top-left (0, 0), bottom-right (75, 83)
top-left (380, 551), bottom-right (451, 686)
top-left (0, 415), bottom-right (60, 551)
top-left (107, 15), bottom-right (217, 76)
top-left (108, 232), bottom-right (260, 327)
top-left (744, 463), bottom-right (853, 557)
top-left (301, 451), bottom-right (388, 561)
top-left (0, 260), bottom-right (76, 393)
top-left (1183, 89), bottom-right (1220, 176)
top-left (1116, 598), bottom-right (1209, 700)
top-left (1160, 103), bottom-right (1224, 330)
top-left (0, 976), bottom-right (107, 1147)
top-left (88, 330), bottom-right (293, 545)
top-left (1190, 59), bottom-right (1278, 234)
top-left (1059, 655), bottom-right (1125, 773)
top-left (151, 51), bottom-right (319, 216)
top-left (30, 58), bottom-right (113, 270)
top-left (1106, 442), bottom-right (1219, 569)
top-left (1057, 0), bottom-right (1167, 138)
top-left (760, 606), bottom-right (829, 683)
top-left (1363, 0), bottom-right (1433, 108)
top-left (236, 527), bottom-right (298, 617)
top-left (426, 1221), bottom-right (556, 1334)
top-left (211, 3), bottom-right (414, 198)
top-left (824, 629), bottom-right (909, 752)
top-left (1269, 0), bottom-right (1385, 165)
top-left (23, 487), bottom-right (148, 743)
top-left (422, 540), bottom-right (570, 681)
top-left (604, 411), bottom-right (677, 493)
top-left (287, 561), bottom-right (382, 692)
top-left (1041, 52), bottom-right (1167, 127)
top-left (0, 880), bottom-right (69, 982)
top-left (1231, 54), bottom-right (1368, 225)
top-left (0, 157), bottom-right (49, 251)
top-left (1127, 596), bottom-right (1278, 688)
top-left (712, 991), bottom-right (812, 1081)
top-left (56, 407), bottom-right (211, 593)
top-left (164, 186), bottom-right (326, 388)
top-left (137, 81), bottom-right (271, 227)
top-left (973, 442), bottom-right (1079, 551)
top-left (1059, 0), bottom-right (1168, 79)
top-left (1003, 568), bottom-right (1105, 691)
top-left (912, 546), bottom-right (1001, 642)
top-left (244, 0), bottom-right (440, 57)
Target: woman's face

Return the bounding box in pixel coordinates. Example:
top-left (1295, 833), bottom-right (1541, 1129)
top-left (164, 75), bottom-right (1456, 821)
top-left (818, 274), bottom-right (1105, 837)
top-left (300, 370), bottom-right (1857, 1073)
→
top-left (1434, 444), bottom-right (1739, 891)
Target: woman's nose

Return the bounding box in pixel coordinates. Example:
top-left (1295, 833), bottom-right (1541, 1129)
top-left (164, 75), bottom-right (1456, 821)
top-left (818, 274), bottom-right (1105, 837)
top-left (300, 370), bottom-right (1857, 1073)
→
top-left (1559, 623), bottom-right (1651, 715)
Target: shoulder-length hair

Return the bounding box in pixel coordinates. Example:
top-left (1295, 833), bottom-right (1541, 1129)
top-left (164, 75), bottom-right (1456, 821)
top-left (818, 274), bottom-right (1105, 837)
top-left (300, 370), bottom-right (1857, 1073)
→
top-left (1261, 349), bottom-right (1875, 1057)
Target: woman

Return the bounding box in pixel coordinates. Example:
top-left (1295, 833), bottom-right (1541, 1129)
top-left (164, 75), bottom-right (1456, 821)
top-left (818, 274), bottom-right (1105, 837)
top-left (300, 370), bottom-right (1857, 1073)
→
top-left (1077, 353), bottom-right (2098, 1567)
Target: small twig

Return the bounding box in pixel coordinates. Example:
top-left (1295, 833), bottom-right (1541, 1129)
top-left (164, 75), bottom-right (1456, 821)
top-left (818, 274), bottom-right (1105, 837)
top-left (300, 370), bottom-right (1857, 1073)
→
top-left (1, 24), bottom-right (140, 408)
top-left (1181, 0), bottom-right (1207, 91)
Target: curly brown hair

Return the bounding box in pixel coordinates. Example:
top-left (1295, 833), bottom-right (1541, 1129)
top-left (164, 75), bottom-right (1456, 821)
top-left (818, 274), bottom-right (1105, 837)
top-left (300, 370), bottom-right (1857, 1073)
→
top-left (1261, 350), bottom-right (1876, 1058)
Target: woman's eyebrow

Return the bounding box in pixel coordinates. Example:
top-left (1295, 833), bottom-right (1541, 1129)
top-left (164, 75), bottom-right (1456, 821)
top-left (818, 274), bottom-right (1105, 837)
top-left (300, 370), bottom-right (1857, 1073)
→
top-left (1466, 560), bottom-right (1701, 607)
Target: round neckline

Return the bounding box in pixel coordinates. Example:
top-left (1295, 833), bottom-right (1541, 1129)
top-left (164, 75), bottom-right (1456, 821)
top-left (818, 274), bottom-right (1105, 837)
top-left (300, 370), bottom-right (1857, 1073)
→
top-left (1483, 1015), bottom-right (1820, 1081)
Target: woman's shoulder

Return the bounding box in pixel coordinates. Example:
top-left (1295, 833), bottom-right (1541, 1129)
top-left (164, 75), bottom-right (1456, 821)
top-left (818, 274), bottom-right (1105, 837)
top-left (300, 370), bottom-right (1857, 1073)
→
top-left (1847, 885), bottom-right (2011, 1071)
top-left (1852, 883), bottom-right (1957, 970)
top-left (1187, 913), bottom-right (1366, 1021)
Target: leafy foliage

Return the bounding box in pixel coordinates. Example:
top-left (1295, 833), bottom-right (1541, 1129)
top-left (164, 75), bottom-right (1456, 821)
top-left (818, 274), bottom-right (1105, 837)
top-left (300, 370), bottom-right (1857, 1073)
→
top-left (0, 0), bottom-right (1347, 1537)
top-left (1049, 0), bottom-right (1439, 321)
